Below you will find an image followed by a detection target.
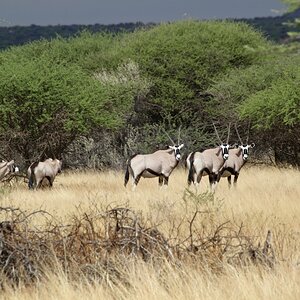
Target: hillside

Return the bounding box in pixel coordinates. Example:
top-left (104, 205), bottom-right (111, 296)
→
top-left (0, 9), bottom-right (300, 50)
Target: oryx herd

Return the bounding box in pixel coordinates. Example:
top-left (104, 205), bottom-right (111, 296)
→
top-left (0, 124), bottom-right (254, 192)
top-left (0, 158), bottom-right (62, 190)
top-left (124, 124), bottom-right (255, 192)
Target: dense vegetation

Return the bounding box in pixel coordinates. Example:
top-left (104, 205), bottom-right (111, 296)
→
top-left (0, 19), bottom-right (299, 168)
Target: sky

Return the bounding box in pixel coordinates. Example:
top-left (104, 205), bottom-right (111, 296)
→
top-left (0, 0), bottom-right (286, 27)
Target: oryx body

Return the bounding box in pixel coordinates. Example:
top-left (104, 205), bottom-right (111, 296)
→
top-left (124, 144), bottom-right (184, 190)
top-left (186, 123), bottom-right (231, 191)
top-left (186, 145), bottom-right (229, 191)
top-left (218, 143), bottom-right (255, 187)
top-left (0, 160), bottom-right (19, 181)
top-left (28, 158), bottom-right (62, 190)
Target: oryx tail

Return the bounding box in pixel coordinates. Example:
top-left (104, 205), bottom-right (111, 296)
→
top-left (187, 152), bottom-right (196, 185)
top-left (28, 162), bottom-right (38, 189)
top-left (124, 154), bottom-right (137, 187)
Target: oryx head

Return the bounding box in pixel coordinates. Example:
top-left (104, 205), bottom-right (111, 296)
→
top-left (220, 143), bottom-right (230, 160)
top-left (169, 144), bottom-right (184, 161)
top-left (163, 125), bottom-right (184, 161)
top-left (213, 123), bottom-right (231, 160)
top-left (239, 143), bottom-right (255, 161)
top-left (235, 123), bottom-right (255, 160)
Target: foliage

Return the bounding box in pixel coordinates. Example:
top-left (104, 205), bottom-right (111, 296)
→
top-left (0, 43), bottom-right (137, 160)
top-left (281, 0), bottom-right (300, 12)
top-left (239, 60), bottom-right (300, 129)
top-left (123, 20), bottom-right (269, 124)
top-left (0, 19), bottom-right (299, 165)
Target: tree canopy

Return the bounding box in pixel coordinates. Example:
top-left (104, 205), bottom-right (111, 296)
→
top-left (0, 19), bottom-right (299, 166)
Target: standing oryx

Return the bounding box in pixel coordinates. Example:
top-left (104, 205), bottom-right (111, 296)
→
top-left (28, 158), bottom-right (62, 190)
top-left (124, 130), bottom-right (184, 190)
top-left (217, 124), bottom-right (255, 188)
top-left (186, 123), bottom-right (231, 192)
top-left (0, 160), bottom-right (19, 181)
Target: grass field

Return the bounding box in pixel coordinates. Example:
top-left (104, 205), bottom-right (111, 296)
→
top-left (0, 165), bottom-right (300, 299)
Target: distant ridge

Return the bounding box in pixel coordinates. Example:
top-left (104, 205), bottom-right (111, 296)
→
top-left (1, 9), bottom-right (300, 50)
top-left (0, 22), bottom-right (153, 50)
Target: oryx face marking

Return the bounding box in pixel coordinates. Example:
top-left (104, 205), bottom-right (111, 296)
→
top-left (220, 143), bottom-right (230, 160)
top-left (169, 144), bottom-right (184, 161)
top-left (240, 145), bottom-right (249, 161)
top-left (240, 143), bottom-right (255, 161)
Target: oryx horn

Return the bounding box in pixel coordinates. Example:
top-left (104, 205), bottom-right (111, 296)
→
top-left (246, 121), bottom-right (251, 144)
top-left (213, 123), bottom-right (222, 144)
top-left (177, 125), bottom-right (182, 146)
top-left (226, 122), bottom-right (231, 144)
top-left (162, 128), bottom-right (175, 146)
top-left (234, 123), bottom-right (243, 145)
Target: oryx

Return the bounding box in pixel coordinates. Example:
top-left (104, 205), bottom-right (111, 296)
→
top-left (124, 129), bottom-right (184, 190)
top-left (186, 123), bottom-right (231, 192)
top-left (217, 124), bottom-right (255, 188)
top-left (0, 160), bottom-right (19, 181)
top-left (28, 158), bottom-right (62, 190)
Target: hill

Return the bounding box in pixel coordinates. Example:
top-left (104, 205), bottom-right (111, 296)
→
top-left (0, 9), bottom-right (300, 50)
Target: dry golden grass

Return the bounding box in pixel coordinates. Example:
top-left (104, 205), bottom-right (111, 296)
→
top-left (0, 165), bottom-right (300, 299)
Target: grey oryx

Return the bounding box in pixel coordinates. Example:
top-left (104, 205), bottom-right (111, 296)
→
top-left (28, 158), bottom-right (62, 190)
top-left (0, 160), bottom-right (19, 181)
top-left (124, 129), bottom-right (184, 190)
top-left (186, 123), bottom-right (231, 192)
top-left (217, 124), bottom-right (255, 188)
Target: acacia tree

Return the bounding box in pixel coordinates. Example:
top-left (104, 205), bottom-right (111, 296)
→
top-left (239, 59), bottom-right (300, 165)
top-left (0, 49), bottom-right (141, 165)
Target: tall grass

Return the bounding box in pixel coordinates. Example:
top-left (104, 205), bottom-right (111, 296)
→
top-left (0, 165), bottom-right (299, 299)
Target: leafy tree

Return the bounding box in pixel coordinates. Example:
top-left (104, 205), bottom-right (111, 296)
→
top-left (206, 52), bottom-right (300, 165)
top-left (122, 20), bottom-right (269, 127)
top-left (0, 46), bottom-right (139, 162)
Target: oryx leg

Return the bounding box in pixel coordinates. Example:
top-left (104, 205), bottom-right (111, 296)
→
top-left (163, 176), bottom-right (169, 186)
top-left (159, 175), bottom-right (169, 190)
top-left (196, 171), bottom-right (203, 184)
top-left (158, 176), bottom-right (164, 186)
top-left (227, 176), bottom-right (232, 188)
top-left (233, 173), bottom-right (239, 187)
top-left (35, 177), bottom-right (43, 190)
top-left (209, 173), bottom-right (218, 193)
top-left (193, 170), bottom-right (203, 192)
top-left (132, 173), bottom-right (142, 191)
top-left (46, 176), bottom-right (54, 187)
top-left (29, 175), bottom-right (37, 190)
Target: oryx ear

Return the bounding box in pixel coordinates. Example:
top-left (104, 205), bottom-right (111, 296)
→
top-left (169, 146), bottom-right (175, 150)
top-left (216, 147), bottom-right (222, 156)
top-left (178, 144), bottom-right (184, 149)
top-left (250, 143), bottom-right (255, 148)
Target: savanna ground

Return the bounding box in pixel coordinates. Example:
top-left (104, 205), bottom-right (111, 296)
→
top-left (0, 165), bottom-right (299, 299)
